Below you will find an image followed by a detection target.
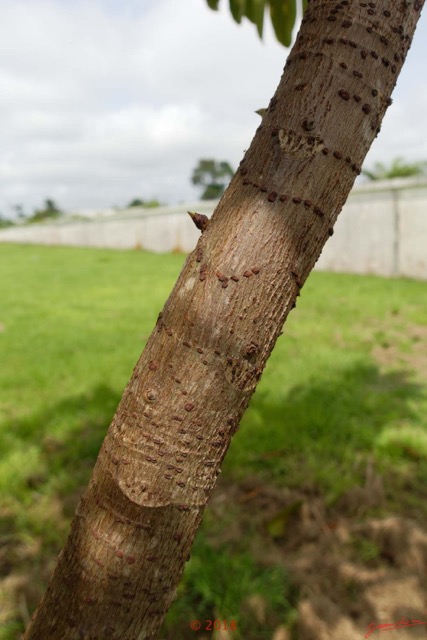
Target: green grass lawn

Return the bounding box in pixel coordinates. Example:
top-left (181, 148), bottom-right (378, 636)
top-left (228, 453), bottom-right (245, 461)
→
top-left (1, 244), bottom-right (427, 639)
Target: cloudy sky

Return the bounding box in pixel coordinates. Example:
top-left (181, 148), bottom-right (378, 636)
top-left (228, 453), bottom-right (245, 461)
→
top-left (1, 0), bottom-right (426, 218)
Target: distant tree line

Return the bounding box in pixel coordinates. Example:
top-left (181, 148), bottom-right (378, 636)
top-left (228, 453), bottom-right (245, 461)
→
top-left (362, 157), bottom-right (427, 181)
top-left (0, 199), bottom-right (63, 227)
top-left (28, 199), bottom-right (63, 224)
top-left (126, 198), bottom-right (161, 208)
top-left (1, 157), bottom-right (425, 230)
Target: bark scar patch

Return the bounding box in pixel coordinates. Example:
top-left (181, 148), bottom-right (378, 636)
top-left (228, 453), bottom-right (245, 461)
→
top-left (279, 129), bottom-right (325, 158)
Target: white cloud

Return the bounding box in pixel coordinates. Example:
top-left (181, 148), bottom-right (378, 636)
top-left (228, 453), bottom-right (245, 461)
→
top-left (0, 0), bottom-right (426, 217)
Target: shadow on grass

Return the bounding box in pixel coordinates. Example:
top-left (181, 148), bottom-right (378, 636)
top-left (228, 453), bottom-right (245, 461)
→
top-left (1, 363), bottom-right (426, 639)
top-left (227, 361), bottom-right (426, 492)
top-left (1, 383), bottom-right (120, 509)
top-left (0, 384), bottom-right (120, 638)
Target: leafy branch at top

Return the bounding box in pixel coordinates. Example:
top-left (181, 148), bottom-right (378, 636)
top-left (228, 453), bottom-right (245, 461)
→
top-left (205, 0), bottom-right (307, 47)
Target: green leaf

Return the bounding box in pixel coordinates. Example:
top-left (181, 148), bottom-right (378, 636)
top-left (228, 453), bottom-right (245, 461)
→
top-left (302, 0), bottom-right (308, 12)
top-left (206, 0), bottom-right (220, 10)
top-left (269, 0), bottom-right (297, 47)
top-left (245, 0), bottom-right (265, 38)
top-left (229, 0), bottom-right (246, 23)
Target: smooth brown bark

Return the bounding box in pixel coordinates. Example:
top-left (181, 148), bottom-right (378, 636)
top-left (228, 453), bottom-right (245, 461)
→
top-left (24, 2), bottom-right (423, 639)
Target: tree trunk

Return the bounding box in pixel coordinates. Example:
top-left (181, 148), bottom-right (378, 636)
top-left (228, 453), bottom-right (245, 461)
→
top-left (24, 2), bottom-right (423, 638)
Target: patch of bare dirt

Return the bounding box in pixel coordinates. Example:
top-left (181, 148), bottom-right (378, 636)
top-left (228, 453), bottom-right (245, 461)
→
top-left (372, 324), bottom-right (427, 379)
top-left (3, 474), bottom-right (427, 639)
top-left (209, 474), bottom-right (427, 640)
